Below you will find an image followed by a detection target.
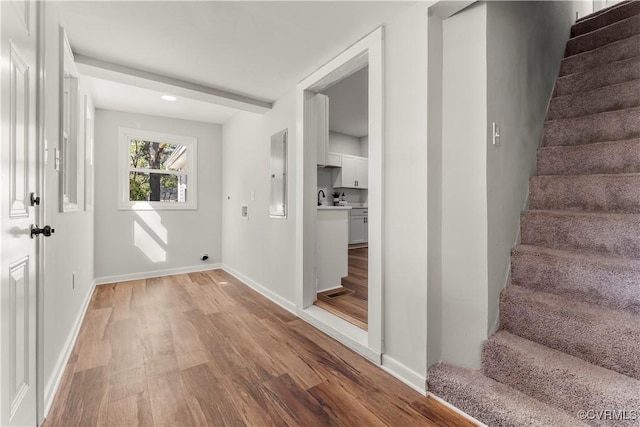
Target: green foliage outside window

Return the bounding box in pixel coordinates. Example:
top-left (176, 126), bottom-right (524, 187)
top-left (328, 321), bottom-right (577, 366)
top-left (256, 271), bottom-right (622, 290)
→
top-left (128, 139), bottom-right (183, 202)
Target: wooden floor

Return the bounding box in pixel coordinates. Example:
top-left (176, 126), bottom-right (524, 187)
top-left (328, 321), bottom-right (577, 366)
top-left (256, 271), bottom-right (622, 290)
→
top-left (315, 247), bottom-right (368, 330)
top-left (44, 269), bottom-right (475, 427)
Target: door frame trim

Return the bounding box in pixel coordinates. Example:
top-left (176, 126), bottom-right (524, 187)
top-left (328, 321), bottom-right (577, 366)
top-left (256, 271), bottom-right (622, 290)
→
top-left (295, 27), bottom-right (384, 361)
top-left (35, 2), bottom-right (46, 424)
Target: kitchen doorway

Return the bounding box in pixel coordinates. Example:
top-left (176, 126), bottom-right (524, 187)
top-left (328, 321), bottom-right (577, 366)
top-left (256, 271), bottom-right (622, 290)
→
top-left (295, 28), bottom-right (383, 363)
top-left (313, 66), bottom-right (369, 330)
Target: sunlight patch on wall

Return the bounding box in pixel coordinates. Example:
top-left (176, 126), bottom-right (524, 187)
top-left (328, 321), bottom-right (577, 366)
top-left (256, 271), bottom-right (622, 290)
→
top-left (134, 221), bottom-right (167, 263)
top-left (133, 203), bottom-right (168, 244)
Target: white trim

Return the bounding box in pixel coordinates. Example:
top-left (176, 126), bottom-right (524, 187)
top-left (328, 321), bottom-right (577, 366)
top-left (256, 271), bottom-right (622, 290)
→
top-left (74, 54), bottom-right (272, 114)
top-left (315, 284), bottom-right (343, 294)
top-left (94, 263), bottom-right (221, 286)
top-left (428, 393), bottom-right (487, 427)
top-left (117, 127), bottom-right (198, 211)
top-left (381, 354), bottom-right (427, 395)
top-left (296, 26), bottom-right (385, 357)
top-left (221, 265), bottom-right (296, 314)
top-left (297, 305), bottom-right (381, 363)
top-left (43, 279), bottom-right (96, 418)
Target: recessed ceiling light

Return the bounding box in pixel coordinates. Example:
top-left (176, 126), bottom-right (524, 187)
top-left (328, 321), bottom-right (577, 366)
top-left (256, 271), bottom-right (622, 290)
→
top-left (161, 95), bottom-right (177, 102)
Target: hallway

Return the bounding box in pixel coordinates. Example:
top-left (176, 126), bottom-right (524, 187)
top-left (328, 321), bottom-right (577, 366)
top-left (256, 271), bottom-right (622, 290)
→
top-left (44, 270), bottom-right (474, 426)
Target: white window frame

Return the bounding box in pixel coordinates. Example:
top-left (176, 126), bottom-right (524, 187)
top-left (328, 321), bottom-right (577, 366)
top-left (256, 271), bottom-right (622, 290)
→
top-left (59, 27), bottom-right (81, 212)
top-left (118, 127), bottom-right (198, 210)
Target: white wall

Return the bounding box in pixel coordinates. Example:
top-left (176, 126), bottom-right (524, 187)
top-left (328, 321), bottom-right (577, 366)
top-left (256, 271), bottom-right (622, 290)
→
top-left (485, 0), bottom-right (592, 335)
top-left (43, 2), bottom-right (96, 414)
top-left (222, 2), bottom-right (430, 385)
top-left (382, 1), bottom-right (429, 380)
top-left (222, 91), bottom-right (298, 304)
top-left (440, 1), bottom-right (489, 369)
top-left (434, 0), bottom-right (592, 369)
top-left (93, 110), bottom-right (222, 281)
top-left (426, 10), bottom-right (443, 369)
top-left (328, 131), bottom-right (362, 156)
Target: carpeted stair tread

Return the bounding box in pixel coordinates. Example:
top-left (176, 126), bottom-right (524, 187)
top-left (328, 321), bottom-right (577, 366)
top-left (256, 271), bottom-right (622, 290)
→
top-left (572, 0), bottom-right (639, 37)
top-left (511, 244), bottom-right (640, 314)
top-left (483, 331), bottom-right (640, 427)
top-left (520, 210), bottom-right (640, 259)
top-left (427, 363), bottom-right (587, 427)
top-left (560, 34), bottom-right (640, 76)
top-left (543, 105), bottom-right (640, 146)
top-left (547, 78), bottom-right (640, 120)
top-left (529, 173), bottom-right (640, 213)
top-left (565, 13), bottom-right (640, 57)
top-left (537, 138), bottom-right (640, 176)
top-left (500, 285), bottom-right (640, 379)
top-left (554, 55), bottom-right (640, 97)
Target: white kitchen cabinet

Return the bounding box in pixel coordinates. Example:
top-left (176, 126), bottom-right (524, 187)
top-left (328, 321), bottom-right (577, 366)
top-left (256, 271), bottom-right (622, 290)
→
top-left (333, 154), bottom-right (368, 189)
top-left (326, 152), bottom-right (342, 167)
top-left (349, 208), bottom-right (368, 244)
top-left (317, 207), bottom-right (349, 291)
top-left (307, 94), bottom-right (330, 166)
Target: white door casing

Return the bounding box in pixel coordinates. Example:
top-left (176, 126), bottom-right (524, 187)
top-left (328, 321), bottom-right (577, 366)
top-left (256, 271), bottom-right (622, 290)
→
top-left (1, 0), bottom-right (40, 425)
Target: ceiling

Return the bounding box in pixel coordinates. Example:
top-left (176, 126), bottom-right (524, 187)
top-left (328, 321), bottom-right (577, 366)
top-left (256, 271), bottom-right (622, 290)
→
top-left (57, 1), bottom-right (416, 124)
top-left (322, 66), bottom-right (368, 138)
top-left (82, 76), bottom-right (239, 124)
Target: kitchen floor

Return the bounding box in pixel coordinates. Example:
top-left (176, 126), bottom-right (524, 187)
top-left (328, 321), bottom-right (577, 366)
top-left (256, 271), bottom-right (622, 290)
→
top-left (315, 247), bottom-right (368, 330)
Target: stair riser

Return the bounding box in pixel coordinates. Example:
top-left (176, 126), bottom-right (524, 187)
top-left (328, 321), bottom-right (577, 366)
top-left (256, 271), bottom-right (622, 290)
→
top-left (511, 248), bottom-right (640, 314)
top-left (529, 175), bottom-right (640, 214)
top-left (572, 1), bottom-right (640, 37)
top-left (543, 107), bottom-right (640, 146)
top-left (483, 337), bottom-right (640, 427)
top-left (565, 14), bottom-right (640, 56)
top-left (500, 286), bottom-right (640, 380)
top-left (537, 139), bottom-right (640, 175)
top-left (560, 35), bottom-right (640, 76)
top-left (555, 57), bottom-right (640, 97)
top-left (548, 80), bottom-right (640, 120)
top-left (520, 212), bottom-right (640, 258)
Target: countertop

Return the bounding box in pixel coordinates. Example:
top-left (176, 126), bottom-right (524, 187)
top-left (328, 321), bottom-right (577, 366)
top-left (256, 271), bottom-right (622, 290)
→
top-left (317, 206), bottom-right (352, 210)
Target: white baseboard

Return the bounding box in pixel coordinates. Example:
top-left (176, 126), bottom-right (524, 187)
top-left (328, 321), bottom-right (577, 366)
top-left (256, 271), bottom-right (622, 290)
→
top-left (316, 284), bottom-right (343, 293)
top-left (94, 263), bottom-right (222, 285)
top-left (381, 354), bottom-right (427, 395)
top-left (221, 264), bottom-right (297, 314)
top-left (428, 392), bottom-right (487, 426)
top-left (297, 305), bottom-right (381, 364)
top-left (44, 279), bottom-right (96, 418)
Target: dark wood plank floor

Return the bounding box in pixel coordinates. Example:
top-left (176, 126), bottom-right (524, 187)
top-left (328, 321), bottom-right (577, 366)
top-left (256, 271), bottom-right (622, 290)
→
top-left (315, 247), bottom-right (368, 329)
top-left (43, 269), bottom-right (475, 427)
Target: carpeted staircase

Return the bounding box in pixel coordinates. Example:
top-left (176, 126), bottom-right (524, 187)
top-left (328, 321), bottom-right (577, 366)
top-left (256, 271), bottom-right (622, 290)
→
top-left (428, 2), bottom-right (640, 426)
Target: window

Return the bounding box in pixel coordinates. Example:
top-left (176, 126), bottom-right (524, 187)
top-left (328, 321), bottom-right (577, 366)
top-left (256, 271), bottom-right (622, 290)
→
top-left (60, 27), bottom-right (81, 212)
top-left (118, 128), bottom-right (197, 210)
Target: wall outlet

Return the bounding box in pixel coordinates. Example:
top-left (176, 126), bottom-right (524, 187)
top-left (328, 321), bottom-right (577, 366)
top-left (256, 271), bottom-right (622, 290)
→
top-left (241, 204), bottom-right (249, 220)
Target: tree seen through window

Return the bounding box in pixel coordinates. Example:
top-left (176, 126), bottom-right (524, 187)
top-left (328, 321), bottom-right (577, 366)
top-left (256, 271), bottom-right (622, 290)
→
top-left (129, 139), bottom-right (186, 202)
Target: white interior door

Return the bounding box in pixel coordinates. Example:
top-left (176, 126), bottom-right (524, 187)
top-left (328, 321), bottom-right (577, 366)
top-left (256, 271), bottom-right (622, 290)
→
top-left (1, 1), bottom-right (39, 425)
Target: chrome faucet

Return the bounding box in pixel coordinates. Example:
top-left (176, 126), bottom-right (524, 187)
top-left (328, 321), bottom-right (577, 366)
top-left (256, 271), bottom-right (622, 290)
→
top-left (318, 190), bottom-right (325, 206)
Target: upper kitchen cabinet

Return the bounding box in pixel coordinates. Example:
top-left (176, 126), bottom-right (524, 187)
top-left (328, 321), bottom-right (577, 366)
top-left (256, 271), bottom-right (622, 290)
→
top-left (334, 153), bottom-right (368, 189)
top-left (306, 93), bottom-right (331, 166)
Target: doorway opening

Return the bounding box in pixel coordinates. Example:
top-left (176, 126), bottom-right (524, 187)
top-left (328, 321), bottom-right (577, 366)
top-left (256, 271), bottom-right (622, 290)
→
top-left (313, 66), bottom-right (369, 330)
top-left (295, 28), bottom-right (383, 362)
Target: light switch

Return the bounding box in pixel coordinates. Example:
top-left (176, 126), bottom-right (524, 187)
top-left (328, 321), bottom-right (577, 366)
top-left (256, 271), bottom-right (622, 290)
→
top-left (251, 191), bottom-right (255, 201)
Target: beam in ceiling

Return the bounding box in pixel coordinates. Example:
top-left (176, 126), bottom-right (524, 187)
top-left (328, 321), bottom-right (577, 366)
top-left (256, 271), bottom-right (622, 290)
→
top-left (74, 54), bottom-right (272, 114)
